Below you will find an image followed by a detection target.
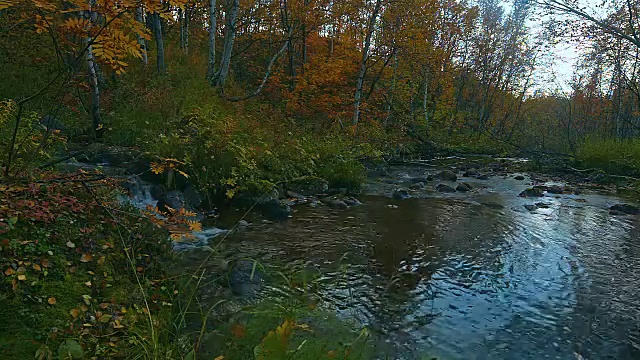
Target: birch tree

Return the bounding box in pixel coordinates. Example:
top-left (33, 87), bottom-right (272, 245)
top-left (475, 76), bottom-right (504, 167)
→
top-left (353, 0), bottom-right (384, 126)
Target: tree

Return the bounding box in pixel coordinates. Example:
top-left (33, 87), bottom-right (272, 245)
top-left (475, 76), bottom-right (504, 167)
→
top-left (214, 0), bottom-right (239, 89)
top-left (353, 0), bottom-right (384, 126)
top-left (540, 0), bottom-right (640, 50)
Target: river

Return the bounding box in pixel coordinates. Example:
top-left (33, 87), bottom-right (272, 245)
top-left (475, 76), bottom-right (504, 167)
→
top-left (149, 161), bottom-right (640, 359)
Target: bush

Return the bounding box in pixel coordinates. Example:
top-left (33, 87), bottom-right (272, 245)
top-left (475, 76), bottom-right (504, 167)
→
top-left (576, 137), bottom-right (640, 176)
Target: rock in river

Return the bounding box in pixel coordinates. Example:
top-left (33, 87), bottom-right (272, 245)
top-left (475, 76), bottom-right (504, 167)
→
top-left (463, 169), bottom-right (480, 177)
top-left (514, 175), bottom-right (525, 181)
top-left (437, 170), bottom-right (458, 182)
top-left (343, 197), bottom-right (362, 206)
top-left (260, 199), bottom-right (292, 220)
top-left (519, 187), bottom-right (545, 197)
top-left (546, 186), bottom-right (565, 194)
top-left (324, 198), bottom-right (348, 209)
top-left (409, 182), bottom-right (426, 190)
top-left (393, 188), bottom-right (411, 200)
top-left (610, 203), bottom-right (639, 215)
top-left (436, 183), bottom-right (457, 193)
top-left (456, 183), bottom-right (473, 192)
top-left (228, 260), bottom-right (264, 296)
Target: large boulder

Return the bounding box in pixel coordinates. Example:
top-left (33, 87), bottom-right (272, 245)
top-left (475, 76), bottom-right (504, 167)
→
top-left (285, 177), bottom-right (329, 197)
top-left (437, 170), bottom-right (458, 182)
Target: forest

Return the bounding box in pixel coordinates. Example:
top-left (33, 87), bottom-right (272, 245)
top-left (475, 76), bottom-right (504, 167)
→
top-left (1, 0), bottom-right (640, 359)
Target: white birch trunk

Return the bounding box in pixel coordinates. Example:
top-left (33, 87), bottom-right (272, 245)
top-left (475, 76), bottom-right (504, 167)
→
top-left (135, 8), bottom-right (148, 65)
top-left (215, 0), bottom-right (239, 89)
top-left (207, 0), bottom-right (217, 81)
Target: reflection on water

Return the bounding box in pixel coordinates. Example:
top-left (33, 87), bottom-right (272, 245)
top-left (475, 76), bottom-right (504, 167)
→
top-left (203, 172), bottom-right (640, 359)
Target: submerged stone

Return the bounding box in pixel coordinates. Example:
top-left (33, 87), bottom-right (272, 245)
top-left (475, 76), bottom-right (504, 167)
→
top-left (610, 203), bottom-right (639, 215)
top-left (436, 183), bottom-right (457, 193)
top-left (393, 188), bottom-right (411, 200)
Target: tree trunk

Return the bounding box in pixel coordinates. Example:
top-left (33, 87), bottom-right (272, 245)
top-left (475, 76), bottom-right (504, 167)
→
top-left (207, 0), bottom-right (217, 81)
top-left (288, 40), bottom-right (296, 91)
top-left (423, 68), bottom-right (429, 133)
top-left (87, 44), bottom-right (101, 135)
top-left (384, 48), bottom-right (398, 126)
top-left (135, 7), bottom-right (148, 65)
top-left (86, 0), bottom-right (101, 136)
top-left (352, 0), bottom-right (383, 126)
top-left (215, 0), bottom-right (239, 89)
top-left (179, 8), bottom-right (185, 50)
top-left (179, 7), bottom-right (190, 54)
top-left (152, 13), bottom-right (165, 74)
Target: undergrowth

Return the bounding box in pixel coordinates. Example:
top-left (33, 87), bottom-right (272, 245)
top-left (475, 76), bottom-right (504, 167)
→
top-left (575, 137), bottom-right (640, 177)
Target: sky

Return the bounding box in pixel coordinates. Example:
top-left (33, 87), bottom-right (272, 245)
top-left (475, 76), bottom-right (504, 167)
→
top-left (525, 0), bottom-right (602, 92)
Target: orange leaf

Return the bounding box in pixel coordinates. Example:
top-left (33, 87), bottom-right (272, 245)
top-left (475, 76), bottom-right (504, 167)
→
top-left (80, 253), bottom-right (93, 262)
top-left (48, 297), bottom-right (56, 305)
top-left (230, 324), bottom-right (246, 338)
top-left (4, 267), bottom-right (15, 276)
top-left (69, 309), bottom-right (80, 319)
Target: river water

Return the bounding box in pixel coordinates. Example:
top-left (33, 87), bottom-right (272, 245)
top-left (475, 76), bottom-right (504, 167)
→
top-left (175, 163), bottom-right (640, 359)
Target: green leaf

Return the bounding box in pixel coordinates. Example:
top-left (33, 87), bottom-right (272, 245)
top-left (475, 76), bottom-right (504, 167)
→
top-left (57, 339), bottom-right (84, 359)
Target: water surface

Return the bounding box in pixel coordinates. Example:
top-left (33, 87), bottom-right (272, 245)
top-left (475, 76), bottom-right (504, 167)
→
top-left (194, 166), bottom-right (640, 359)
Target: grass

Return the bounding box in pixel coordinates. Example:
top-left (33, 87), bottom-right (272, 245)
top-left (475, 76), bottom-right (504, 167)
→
top-left (575, 137), bottom-right (640, 177)
top-left (0, 174), bottom-right (181, 359)
top-left (200, 302), bottom-right (373, 360)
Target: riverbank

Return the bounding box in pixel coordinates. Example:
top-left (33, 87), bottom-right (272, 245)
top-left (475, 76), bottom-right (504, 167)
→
top-left (0, 166), bottom-right (377, 359)
top-left (0, 172), bottom-right (179, 359)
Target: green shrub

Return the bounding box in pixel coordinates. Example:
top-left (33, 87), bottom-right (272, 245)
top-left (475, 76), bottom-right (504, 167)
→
top-left (576, 137), bottom-right (640, 176)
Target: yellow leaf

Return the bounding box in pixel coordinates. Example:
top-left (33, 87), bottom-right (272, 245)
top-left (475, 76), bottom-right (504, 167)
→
top-left (33, 264), bottom-right (41, 271)
top-left (17, 274), bottom-right (26, 281)
top-left (176, 169), bottom-right (189, 178)
top-left (70, 308), bottom-right (80, 318)
top-left (48, 297), bottom-right (56, 305)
